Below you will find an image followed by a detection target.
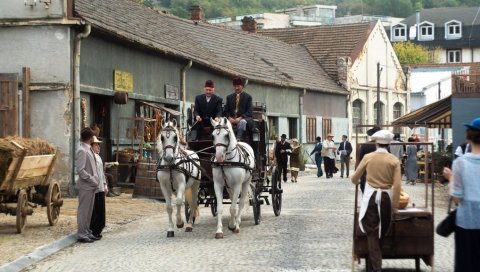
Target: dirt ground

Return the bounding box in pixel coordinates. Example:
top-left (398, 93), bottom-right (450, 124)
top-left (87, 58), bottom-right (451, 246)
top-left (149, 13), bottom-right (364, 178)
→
top-left (0, 192), bottom-right (165, 265)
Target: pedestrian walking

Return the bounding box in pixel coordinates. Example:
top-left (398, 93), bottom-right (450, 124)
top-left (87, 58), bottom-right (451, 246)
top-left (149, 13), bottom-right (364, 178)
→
top-left (337, 135), bottom-right (352, 178)
top-left (405, 137), bottom-right (418, 185)
top-left (75, 127), bottom-right (100, 243)
top-left (289, 138), bottom-right (301, 183)
top-left (351, 130), bottom-right (401, 272)
top-left (90, 136), bottom-right (108, 239)
top-left (310, 136), bottom-right (323, 178)
top-left (322, 133), bottom-right (336, 178)
top-left (443, 117), bottom-right (480, 272)
top-left (275, 134), bottom-right (291, 182)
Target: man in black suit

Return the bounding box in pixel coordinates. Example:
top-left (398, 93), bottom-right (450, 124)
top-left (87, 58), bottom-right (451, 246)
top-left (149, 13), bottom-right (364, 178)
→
top-left (275, 134), bottom-right (292, 182)
top-left (223, 77), bottom-right (253, 141)
top-left (191, 80), bottom-right (223, 140)
top-left (337, 135), bottom-right (353, 178)
top-left (357, 126), bottom-right (380, 193)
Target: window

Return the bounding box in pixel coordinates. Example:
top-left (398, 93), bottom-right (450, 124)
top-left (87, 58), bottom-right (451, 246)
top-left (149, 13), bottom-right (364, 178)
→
top-left (268, 116), bottom-right (278, 140)
top-left (373, 101), bottom-right (385, 125)
top-left (288, 117), bottom-right (297, 139)
top-left (393, 102), bottom-right (403, 134)
top-left (352, 99), bottom-right (364, 134)
top-left (419, 22), bottom-right (434, 41)
top-left (445, 20), bottom-right (461, 39)
top-left (306, 117), bottom-right (316, 143)
top-left (447, 50), bottom-right (461, 63)
top-left (391, 24), bottom-right (407, 41)
top-left (322, 118), bottom-right (332, 140)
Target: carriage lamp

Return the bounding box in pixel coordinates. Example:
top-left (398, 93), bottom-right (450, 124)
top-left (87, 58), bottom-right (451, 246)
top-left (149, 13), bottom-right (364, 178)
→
top-left (252, 128), bottom-right (260, 142)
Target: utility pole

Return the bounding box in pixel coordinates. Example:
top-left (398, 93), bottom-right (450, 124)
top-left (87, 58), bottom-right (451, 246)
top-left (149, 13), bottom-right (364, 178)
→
top-left (376, 62), bottom-right (381, 126)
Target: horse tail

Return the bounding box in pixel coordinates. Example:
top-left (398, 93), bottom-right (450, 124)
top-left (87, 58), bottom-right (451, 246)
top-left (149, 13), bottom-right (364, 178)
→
top-left (185, 188), bottom-right (200, 218)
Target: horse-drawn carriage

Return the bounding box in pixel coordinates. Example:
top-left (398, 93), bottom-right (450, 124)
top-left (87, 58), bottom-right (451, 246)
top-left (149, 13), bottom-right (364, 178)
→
top-left (155, 102), bottom-right (283, 238)
top-left (0, 140), bottom-right (62, 233)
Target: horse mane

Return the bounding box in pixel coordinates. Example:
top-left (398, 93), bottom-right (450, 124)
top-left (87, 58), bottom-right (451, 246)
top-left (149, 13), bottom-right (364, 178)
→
top-left (156, 121), bottom-right (185, 154)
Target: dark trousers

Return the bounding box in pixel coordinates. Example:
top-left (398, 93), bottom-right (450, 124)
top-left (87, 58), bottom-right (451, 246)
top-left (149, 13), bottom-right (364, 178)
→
top-left (323, 157), bottom-right (335, 177)
top-left (105, 173), bottom-right (114, 190)
top-left (454, 225), bottom-right (480, 272)
top-left (340, 154), bottom-right (350, 177)
top-left (361, 191), bottom-right (392, 271)
top-left (277, 160), bottom-right (288, 181)
top-left (90, 191), bottom-right (106, 236)
top-left (314, 154), bottom-right (323, 177)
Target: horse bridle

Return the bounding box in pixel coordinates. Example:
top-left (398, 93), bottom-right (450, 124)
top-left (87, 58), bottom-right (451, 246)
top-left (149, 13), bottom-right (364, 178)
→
top-left (213, 124), bottom-right (240, 158)
top-left (161, 126), bottom-right (178, 161)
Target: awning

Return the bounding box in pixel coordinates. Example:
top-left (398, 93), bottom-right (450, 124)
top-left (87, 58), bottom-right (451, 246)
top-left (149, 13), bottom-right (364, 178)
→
top-left (140, 101), bottom-right (181, 116)
top-left (391, 95), bottom-right (451, 129)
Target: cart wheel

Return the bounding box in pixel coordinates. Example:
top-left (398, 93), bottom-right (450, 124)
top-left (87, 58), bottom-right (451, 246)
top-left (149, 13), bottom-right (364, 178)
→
top-left (184, 202), bottom-right (196, 224)
top-left (271, 167), bottom-right (282, 216)
top-left (47, 180), bottom-right (62, 226)
top-left (251, 184), bottom-right (261, 225)
top-left (210, 197), bottom-right (217, 217)
top-left (16, 189), bottom-right (28, 233)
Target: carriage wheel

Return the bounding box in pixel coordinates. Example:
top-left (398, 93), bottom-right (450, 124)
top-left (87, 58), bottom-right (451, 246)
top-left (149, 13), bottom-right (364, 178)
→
top-left (271, 167), bottom-right (282, 216)
top-left (16, 189), bottom-right (28, 233)
top-left (210, 197), bottom-right (217, 217)
top-left (47, 181), bottom-right (62, 226)
top-left (251, 184), bottom-right (261, 225)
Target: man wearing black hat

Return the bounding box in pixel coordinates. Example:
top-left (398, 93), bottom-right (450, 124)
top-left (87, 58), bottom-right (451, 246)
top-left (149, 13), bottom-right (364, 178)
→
top-left (275, 134), bottom-right (291, 182)
top-left (356, 126), bottom-right (381, 193)
top-left (191, 80), bottom-right (223, 141)
top-left (223, 77), bottom-right (253, 141)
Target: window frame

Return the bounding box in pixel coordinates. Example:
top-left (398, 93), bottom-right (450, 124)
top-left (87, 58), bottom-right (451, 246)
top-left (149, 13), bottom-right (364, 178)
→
top-left (373, 101), bottom-right (385, 126)
top-left (391, 23), bottom-right (407, 42)
top-left (447, 49), bottom-right (461, 63)
top-left (445, 20), bottom-right (462, 40)
top-left (352, 99), bottom-right (364, 134)
top-left (306, 116), bottom-right (316, 143)
top-left (418, 21), bottom-right (434, 41)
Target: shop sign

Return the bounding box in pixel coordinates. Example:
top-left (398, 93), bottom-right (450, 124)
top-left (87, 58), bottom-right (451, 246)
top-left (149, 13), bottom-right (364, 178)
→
top-left (114, 70), bottom-right (133, 92)
top-left (165, 84), bottom-right (179, 100)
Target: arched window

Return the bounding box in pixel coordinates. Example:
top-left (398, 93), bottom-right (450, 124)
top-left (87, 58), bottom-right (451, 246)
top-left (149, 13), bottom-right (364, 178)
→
top-left (352, 99), bottom-right (364, 133)
top-left (393, 102), bottom-right (403, 134)
top-left (374, 101), bottom-right (385, 125)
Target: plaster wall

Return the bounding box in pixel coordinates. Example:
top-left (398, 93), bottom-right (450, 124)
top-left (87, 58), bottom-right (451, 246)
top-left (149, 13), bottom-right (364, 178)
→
top-left (0, 0), bottom-right (64, 19)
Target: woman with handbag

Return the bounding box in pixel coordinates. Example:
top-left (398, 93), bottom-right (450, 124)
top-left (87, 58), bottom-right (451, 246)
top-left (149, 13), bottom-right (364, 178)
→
top-left (443, 117), bottom-right (480, 272)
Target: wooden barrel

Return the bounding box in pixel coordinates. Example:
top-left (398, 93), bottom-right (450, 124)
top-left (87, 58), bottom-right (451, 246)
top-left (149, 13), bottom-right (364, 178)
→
top-left (133, 161), bottom-right (164, 200)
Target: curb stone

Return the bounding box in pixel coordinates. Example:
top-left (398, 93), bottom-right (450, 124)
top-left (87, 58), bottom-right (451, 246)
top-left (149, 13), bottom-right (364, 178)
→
top-left (0, 233), bottom-right (77, 272)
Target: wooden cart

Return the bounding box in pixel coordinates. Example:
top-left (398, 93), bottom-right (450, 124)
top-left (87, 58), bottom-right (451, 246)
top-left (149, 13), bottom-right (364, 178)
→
top-left (0, 140), bottom-right (62, 233)
top-left (352, 140), bottom-right (435, 272)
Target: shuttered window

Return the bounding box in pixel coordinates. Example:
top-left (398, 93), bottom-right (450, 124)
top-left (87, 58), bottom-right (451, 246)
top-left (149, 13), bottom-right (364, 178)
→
top-left (322, 118), bottom-right (332, 139)
top-left (306, 117), bottom-right (316, 143)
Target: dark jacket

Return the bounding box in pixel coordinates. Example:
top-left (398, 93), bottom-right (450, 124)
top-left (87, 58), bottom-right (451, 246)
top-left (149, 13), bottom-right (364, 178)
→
top-left (310, 142), bottom-right (323, 157)
top-left (337, 141), bottom-right (353, 156)
top-left (275, 140), bottom-right (291, 164)
top-left (223, 91), bottom-right (253, 119)
top-left (193, 94), bottom-right (223, 121)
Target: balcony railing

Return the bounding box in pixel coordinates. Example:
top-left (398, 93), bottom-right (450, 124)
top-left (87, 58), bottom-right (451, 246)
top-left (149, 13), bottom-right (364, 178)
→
top-left (452, 74), bottom-right (480, 96)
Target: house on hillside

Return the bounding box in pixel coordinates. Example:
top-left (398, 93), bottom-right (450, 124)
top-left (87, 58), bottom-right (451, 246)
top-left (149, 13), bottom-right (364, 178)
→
top-left (389, 7), bottom-right (480, 63)
top-left (0, 0), bottom-right (346, 191)
top-left (259, 21), bottom-right (408, 153)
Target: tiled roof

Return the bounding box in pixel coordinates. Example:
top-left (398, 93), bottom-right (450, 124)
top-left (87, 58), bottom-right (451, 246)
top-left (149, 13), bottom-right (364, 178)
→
top-left (74, 0), bottom-right (346, 94)
top-left (258, 22), bottom-right (375, 81)
top-left (401, 7), bottom-right (480, 27)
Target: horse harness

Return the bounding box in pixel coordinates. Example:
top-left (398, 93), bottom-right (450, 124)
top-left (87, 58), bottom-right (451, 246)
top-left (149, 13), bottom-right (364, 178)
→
top-left (156, 127), bottom-right (200, 192)
top-left (211, 125), bottom-right (254, 186)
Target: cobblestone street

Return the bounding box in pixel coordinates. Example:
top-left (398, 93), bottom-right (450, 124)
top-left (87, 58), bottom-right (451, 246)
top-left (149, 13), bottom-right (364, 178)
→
top-left (23, 174), bottom-right (454, 272)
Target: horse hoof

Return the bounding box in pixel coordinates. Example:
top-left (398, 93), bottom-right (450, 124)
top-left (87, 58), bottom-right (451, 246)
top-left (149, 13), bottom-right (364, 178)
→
top-left (177, 222), bottom-right (184, 229)
top-left (185, 227), bottom-right (193, 232)
top-left (215, 233), bottom-right (224, 239)
top-left (232, 228), bottom-right (240, 234)
top-left (167, 231), bottom-right (174, 238)
top-left (227, 225), bottom-right (236, 231)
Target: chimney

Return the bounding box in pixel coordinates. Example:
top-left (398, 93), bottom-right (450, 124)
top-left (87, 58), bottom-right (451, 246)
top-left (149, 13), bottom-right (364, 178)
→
top-left (241, 16), bottom-right (257, 33)
top-left (190, 5), bottom-right (202, 21)
top-left (337, 57), bottom-right (351, 90)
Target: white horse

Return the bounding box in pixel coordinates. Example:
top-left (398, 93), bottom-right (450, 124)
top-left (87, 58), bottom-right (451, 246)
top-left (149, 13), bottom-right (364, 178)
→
top-left (156, 120), bottom-right (201, 237)
top-left (210, 117), bottom-right (255, 239)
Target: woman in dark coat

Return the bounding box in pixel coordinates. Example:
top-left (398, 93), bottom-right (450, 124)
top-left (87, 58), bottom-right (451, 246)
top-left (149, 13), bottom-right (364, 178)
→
top-left (289, 138), bottom-right (302, 183)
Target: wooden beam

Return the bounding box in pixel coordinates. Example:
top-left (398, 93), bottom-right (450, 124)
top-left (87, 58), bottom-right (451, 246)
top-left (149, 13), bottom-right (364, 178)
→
top-left (22, 67), bottom-right (31, 137)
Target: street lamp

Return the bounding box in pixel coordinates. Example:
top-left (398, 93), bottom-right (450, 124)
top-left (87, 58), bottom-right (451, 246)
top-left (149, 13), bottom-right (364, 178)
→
top-left (376, 62), bottom-right (383, 126)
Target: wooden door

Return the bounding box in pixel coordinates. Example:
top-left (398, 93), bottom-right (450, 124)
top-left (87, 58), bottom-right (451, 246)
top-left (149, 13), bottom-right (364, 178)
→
top-left (0, 73), bottom-right (18, 137)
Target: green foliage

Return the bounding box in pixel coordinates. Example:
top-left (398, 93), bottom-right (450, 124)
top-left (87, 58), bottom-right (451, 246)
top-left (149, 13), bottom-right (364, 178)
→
top-left (393, 41), bottom-right (440, 64)
top-left (148, 0), bottom-right (478, 19)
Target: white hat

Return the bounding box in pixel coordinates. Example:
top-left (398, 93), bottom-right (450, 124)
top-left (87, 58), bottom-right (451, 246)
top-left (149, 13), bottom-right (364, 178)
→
top-left (92, 136), bottom-right (102, 143)
top-left (371, 130), bottom-right (394, 144)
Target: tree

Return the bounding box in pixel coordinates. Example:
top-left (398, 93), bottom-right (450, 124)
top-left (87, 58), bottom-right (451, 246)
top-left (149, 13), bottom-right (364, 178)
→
top-left (393, 41), bottom-right (439, 64)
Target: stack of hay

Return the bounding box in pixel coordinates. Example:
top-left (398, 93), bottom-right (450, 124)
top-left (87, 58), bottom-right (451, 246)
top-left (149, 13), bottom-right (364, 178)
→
top-left (0, 136), bottom-right (57, 184)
